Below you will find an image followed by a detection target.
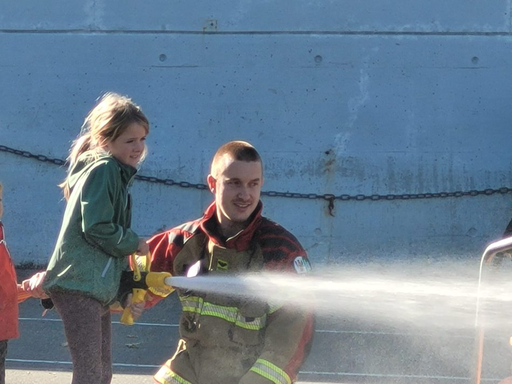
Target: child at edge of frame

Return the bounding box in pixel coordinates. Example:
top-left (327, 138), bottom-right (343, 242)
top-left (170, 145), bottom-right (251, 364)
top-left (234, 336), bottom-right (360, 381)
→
top-left (0, 181), bottom-right (49, 384)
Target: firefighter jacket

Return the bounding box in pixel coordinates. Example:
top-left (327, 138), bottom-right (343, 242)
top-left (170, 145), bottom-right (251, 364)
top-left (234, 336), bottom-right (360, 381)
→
top-left (0, 222), bottom-right (19, 341)
top-left (147, 201), bottom-right (315, 384)
top-left (43, 152), bottom-right (139, 305)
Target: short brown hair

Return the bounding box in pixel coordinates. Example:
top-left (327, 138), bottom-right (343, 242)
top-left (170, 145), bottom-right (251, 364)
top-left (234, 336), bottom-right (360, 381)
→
top-left (210, 141), bottom-right (262, 177)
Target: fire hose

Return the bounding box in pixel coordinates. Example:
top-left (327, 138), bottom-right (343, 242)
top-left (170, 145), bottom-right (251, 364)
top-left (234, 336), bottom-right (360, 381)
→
top-left (35, 253), bottom-right (175, 323)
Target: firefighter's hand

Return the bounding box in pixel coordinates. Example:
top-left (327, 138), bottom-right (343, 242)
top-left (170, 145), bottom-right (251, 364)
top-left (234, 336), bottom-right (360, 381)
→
top-left (21, 271), bottom-right (49, 299)
top-left (136, 238), bottom-right (149, 256)
top-left (126, 292), bottom-right (146, 321)
top-left (498, 377), bottom-right (512, 384)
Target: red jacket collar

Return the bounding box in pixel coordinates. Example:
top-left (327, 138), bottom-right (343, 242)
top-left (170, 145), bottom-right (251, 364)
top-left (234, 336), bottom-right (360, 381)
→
top-left (200, 201), bottom-right (263, 251)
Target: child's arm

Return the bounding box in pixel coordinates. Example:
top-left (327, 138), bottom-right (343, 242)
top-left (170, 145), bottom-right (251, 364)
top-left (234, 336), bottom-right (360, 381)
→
top-left (17, 284), bottom-right (31, 302)
top-left (17, 271), bottom-right (48, 303)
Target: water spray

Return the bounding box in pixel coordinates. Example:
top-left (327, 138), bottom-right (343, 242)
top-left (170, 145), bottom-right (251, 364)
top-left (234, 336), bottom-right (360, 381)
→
top-left (117, 241), bottom-right (512, 382)
top-left (121, 255), bottom-right (512, 330)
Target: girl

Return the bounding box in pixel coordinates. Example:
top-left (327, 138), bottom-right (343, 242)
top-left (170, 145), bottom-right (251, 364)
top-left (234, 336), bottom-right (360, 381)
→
top-left (43, 92), bottom-right (150, 384)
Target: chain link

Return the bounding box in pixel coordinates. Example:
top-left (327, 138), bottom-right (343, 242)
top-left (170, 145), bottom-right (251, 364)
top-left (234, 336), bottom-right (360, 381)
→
top-left (0, 145), bottom-right (67, 166)
top-left (2, 144), bottom-right (512, 202)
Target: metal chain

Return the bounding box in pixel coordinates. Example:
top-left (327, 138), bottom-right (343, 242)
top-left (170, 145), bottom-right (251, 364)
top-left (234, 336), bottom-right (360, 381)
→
top-left (2, 144), bottom-right (512, 202)
top-left (0, 145), bottom-right (67, 166)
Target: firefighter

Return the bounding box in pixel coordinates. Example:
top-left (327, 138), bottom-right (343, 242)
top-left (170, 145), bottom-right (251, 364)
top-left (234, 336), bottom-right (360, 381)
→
top-left (145, 140), bottom-right (315, 384)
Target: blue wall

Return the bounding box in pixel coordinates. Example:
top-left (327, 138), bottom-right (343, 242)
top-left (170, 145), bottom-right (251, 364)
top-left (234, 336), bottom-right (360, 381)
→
top-left (1, 1), bottom-right (512, 264)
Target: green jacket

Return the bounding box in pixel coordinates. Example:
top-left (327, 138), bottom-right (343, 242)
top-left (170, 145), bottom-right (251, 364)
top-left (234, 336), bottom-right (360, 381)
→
top-left (43, 152), bottom-right (140, 305)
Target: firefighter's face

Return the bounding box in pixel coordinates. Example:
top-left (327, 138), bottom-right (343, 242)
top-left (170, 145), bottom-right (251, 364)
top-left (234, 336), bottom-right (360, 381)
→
top-left (208, 155), bottom-right (263, 236)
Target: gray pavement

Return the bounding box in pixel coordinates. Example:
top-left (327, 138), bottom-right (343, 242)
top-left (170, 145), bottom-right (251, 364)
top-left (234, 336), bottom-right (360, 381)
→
top-left (7, 269), bottom-right (512, 384)
top-left (6, 371), bottom-right (155, 384)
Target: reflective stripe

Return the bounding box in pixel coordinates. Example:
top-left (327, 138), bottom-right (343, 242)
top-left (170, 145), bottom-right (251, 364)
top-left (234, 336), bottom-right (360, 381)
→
top-left (154, 364), bottom-right (192, 384)
top-left (101, 257), bottom-right (112, 278)
top-left (179, 295), bottom-right (266, 330)
top-left (235, 315), bottom-right (265, 330)
top-left (268, 302), bottom-right (283, 314)
top-left (202, 301), bottom-right (238, 322)
top-left (250, 358), bottom-right (291, 384)
top-left (180, 296), bottom-right (202, 314)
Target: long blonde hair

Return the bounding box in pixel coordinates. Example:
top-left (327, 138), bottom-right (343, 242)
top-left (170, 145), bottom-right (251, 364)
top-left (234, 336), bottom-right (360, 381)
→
top-left (61, 92), bottom-right (149, 199)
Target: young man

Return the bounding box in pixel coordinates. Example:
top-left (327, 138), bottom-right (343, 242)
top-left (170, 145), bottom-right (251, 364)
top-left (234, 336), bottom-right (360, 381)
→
top-left (146, 141), bottom-right (315, 384)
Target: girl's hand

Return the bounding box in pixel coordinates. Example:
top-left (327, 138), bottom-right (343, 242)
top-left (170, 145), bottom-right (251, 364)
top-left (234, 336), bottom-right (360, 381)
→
top-left (125, 292), bottom-right (147, 321)
top-left (136, 238), bottom-right (149, 256)
top-left (21, 271), bottom-right (49, 299)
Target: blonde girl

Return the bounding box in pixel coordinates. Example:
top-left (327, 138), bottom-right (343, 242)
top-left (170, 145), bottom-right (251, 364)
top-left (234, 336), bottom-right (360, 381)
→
top-left (43, 92), bottom-right (150, 384)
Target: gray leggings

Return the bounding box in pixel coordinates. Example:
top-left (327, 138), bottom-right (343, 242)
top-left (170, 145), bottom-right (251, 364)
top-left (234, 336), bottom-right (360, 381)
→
top-left (50, 291), bottom-right (112, 384)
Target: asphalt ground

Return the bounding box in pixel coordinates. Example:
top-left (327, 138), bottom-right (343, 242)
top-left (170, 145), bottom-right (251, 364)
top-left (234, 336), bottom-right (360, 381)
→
top-left (6, 268), bottom-right (512, 384)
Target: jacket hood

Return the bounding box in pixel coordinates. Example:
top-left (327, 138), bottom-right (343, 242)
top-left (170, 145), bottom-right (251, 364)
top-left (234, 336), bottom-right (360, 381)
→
top-left (68, 150), bottom-right (137, 189)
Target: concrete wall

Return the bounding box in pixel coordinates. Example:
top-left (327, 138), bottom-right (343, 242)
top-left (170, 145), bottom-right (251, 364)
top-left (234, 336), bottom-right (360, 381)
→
top-left (1, 1), bottom-right (512, 265)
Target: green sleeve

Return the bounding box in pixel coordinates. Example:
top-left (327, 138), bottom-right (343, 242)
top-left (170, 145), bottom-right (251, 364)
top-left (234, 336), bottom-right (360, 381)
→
top-left (80, 162), bottom-right (139, 258)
